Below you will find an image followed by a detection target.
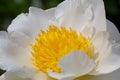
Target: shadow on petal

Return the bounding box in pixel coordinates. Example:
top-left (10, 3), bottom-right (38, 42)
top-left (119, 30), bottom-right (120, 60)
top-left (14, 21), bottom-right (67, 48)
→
top-left (76, 68), bottom-right (120, 80)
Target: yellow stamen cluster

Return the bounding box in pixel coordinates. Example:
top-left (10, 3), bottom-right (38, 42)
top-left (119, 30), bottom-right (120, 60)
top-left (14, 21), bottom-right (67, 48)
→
top-left (31, 25), bottom-right (93, 73)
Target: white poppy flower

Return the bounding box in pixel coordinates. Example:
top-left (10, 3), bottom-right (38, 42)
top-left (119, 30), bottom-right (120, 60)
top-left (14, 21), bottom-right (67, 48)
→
top-left (0, 0), bottom-right (120, 80)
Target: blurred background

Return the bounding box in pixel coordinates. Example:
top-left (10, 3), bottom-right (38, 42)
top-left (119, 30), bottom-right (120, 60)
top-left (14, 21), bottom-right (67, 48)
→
top-left (0, 0), bottom-right (120, 75)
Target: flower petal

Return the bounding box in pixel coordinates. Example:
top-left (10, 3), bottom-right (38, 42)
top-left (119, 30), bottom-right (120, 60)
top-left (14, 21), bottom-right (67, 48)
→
top-left (81, 23), bottom-right (95, 38)
top-left (97, 54), bottom-right (120, 74)
top-left (0, 31), bottom-right (17, 70)
top-left (8, 7), bottom-right (55, 39)
top-left (0, 71), bottom-right (30, 80)
top-left (107, 20), bottom-right (120, 42)
top-left (11, 66), bottom-right (49, 80)
top-left (0, 31), bottom-right (9, 39)
top-left (9, 31), bottom-right (32, 47)
top-left (48, 50), bottom-right (95, 79)
top-left (0, 31), bottom-right (32, 71)
top-left (90, 41), bottom-right (120, 75)
top-left (33, 72), bottom-right (49, 80)
top-left (76, 69), bottom-right (120, 80)
top-left (55, 0), bottom-right (106, 32)
top-left (91, 31), bottom-right (111, 61)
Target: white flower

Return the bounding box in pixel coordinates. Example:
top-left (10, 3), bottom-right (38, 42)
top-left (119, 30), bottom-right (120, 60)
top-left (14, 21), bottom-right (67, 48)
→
top-left (0, 0), bottom-right (120, 80)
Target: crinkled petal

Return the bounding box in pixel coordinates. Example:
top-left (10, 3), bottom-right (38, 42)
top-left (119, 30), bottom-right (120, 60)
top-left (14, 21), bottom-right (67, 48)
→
top-left (48, 50), bottom-right (95, 79)
top-left (8, 7), bottom-right (55, 39)
top-left (107, 20), bottom-right (120, 42)
top-left (89, 23), bottom-right (120, 75)
top-left (33, 72), bottom-right (49, 80)
top-left (112, 41), bottom-right (120, 56)
top-left (90, 40), bottom-right (120, 75)
top-left (0, 71), bottom-right (30, 80)
top-left (0, 31), bottom-right (32, 71)
top-left (0, 31), bottom-right (18, 70)
top-left (76, 69), bottom-right (120, 80)
top-left (90, 54), bottom-right (120, 75)
top-left (48, 72), bottom-right (75, 80)
top-left (55, 0), bottom-right (106, 32)
top-left (11, 66), bottom-right (49, 80)
top-left (91, 31), bottom-right (111, 61)
top-left (0, 7), bottom-right (55, 79)
top-left (0, 31), bottom-right (9, 39)
top-left (9, 31), bottom-right (32, 47)
top-left (81, 23), bottom-right (95, 38)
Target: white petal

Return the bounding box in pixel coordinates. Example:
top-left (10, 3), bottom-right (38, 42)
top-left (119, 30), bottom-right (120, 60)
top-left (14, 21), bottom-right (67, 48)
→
top-left (76, 69), bottom-right (120, 80)
top-left (11, 66), bottom-right (49, 80)
top-left (1, 6), bottom-right (56, 73)
top-left (9, 31), bottom-right (32, 47)
top-left (91, 0), bottom-right (106, 31)
top-left (0, 31), bottom-right (32, 49)
top-left (0, 71), bottom-right (30, 80)
top-left (48, 71), bottom-right (75, 80)
top-left (97, 54), bottom-right (120, 74)
top-left (90, 40), bottom-right (120, 75)
top-left (0, 31), bottom-right (9, 39)
top-left (0, 32), bottom-right (17, 70)
top-left (107, 20), bottom-right (120, 42)
top-left (8, 7), bottom-right (55, 39)
top-left (59, 77), bottom-right (75, 80)
top-left (55, 0), bottom-right (106, 32)
top-left (0, 31), bottom-right (32, 71)
top-left (33, 72), bottom-right (49, 80)
top-left (81, 23), bottom-right (95, 38)
top-left (48, 50), bottom-right (95, 79)
top-left (112, 41), bottom-right (120, 56)
top-left (95, 69), bottom-right (120, 80)
top-left (91, 31), bottom-right (111, 61)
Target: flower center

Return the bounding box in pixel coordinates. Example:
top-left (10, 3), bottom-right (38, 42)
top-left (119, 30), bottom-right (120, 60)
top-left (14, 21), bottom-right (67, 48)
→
top-left (31, 25), bottom-right (94, 73)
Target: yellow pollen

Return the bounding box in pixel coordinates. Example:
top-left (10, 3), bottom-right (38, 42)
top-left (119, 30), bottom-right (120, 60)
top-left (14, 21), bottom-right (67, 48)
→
top-left (31, 25), bottom-right (94, 73)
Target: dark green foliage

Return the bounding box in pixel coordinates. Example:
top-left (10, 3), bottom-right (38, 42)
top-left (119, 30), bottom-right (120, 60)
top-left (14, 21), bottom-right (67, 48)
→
top-left (41, 0), bottom-right (63, 9)
top-left (0, 0), bottom-right (31, 29)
